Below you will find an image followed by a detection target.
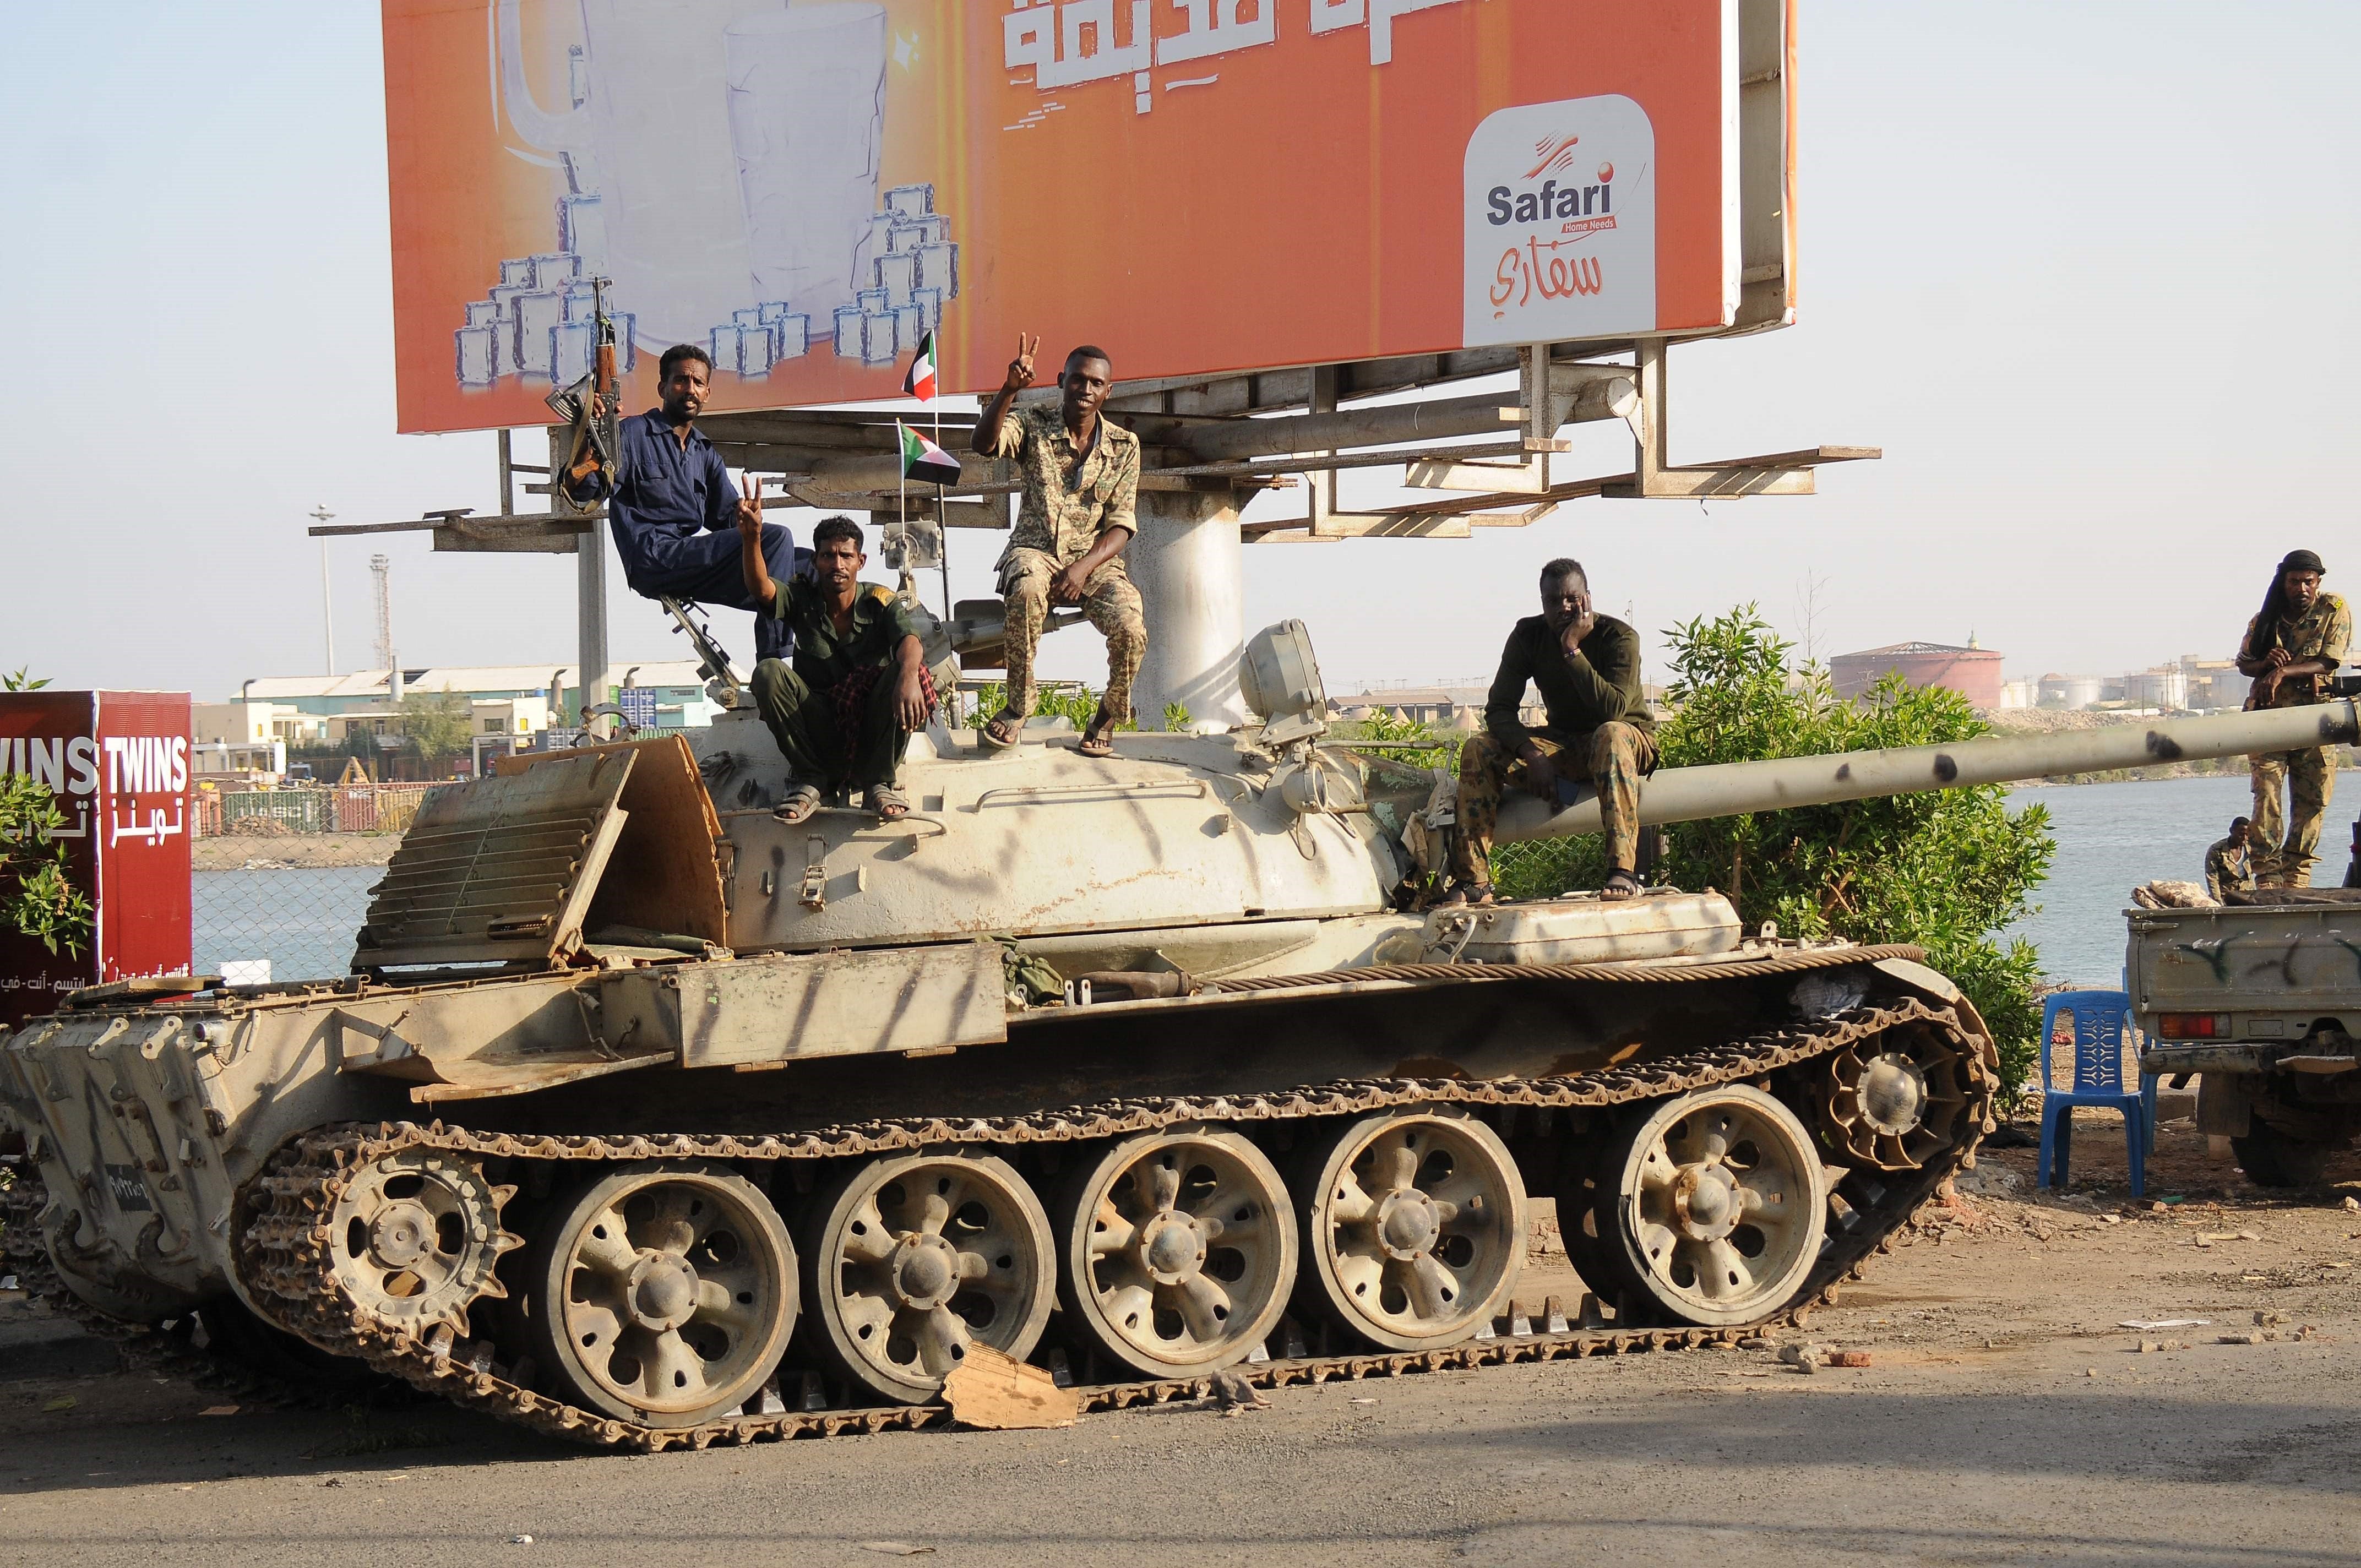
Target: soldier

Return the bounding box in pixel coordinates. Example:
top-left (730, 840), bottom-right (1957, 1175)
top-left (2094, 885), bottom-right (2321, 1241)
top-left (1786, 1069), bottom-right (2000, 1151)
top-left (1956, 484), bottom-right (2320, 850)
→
top-left (1444, 558), bottom-right (1656, 906)
top-left (2203, 817), bottom-right (2255, 901)
top-left (2342, 820), bottom-right (2361, 890)
top-left (737, 510), bottom-right (933, 825)
top-left (970, 336), bottom-right (1146, 759)
top-left (2235, 549), bottom-right (2351, 886)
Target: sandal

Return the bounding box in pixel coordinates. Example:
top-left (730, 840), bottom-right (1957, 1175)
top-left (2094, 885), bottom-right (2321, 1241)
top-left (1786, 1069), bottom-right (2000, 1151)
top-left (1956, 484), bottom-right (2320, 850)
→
top-left (1600, 868), bottom-right (1641, 902)
top-left (978, 709), bottom-right (1024, 752)
top-left (1435, 878), bottom-right (1495, 908)
top-left (772, 783), bottom-right (823, 826)
top-left (1076, 708), bottom-right (1117, 759)
top-left (866, 782), bottom-right (910, 823)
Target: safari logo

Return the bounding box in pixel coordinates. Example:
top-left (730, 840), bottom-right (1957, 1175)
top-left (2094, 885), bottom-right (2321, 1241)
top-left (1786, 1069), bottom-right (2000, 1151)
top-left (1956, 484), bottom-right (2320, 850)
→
top-left (1463, 95), bottom-right (1656, 348)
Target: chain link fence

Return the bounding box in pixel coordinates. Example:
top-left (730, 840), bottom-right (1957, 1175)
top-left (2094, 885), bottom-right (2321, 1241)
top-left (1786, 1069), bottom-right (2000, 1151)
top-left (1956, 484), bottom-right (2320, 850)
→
top-left (189, 786), bottom-right (436, 984)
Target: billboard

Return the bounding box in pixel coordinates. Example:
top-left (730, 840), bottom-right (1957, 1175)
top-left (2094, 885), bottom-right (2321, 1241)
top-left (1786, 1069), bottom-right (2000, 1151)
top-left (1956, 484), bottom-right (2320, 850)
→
top-left (0, 693), bottom-right (193, 1032)
top-left (386, 0), bottom-right (1749, 434)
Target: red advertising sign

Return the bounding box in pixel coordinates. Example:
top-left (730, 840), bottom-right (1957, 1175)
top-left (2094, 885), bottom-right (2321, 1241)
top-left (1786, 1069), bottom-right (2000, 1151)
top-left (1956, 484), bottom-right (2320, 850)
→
top-left (0, 693), bottom-right (193, 1033)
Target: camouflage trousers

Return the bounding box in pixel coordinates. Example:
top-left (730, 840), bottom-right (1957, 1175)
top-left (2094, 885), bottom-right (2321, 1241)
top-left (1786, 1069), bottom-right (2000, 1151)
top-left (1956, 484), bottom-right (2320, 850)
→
top-left (2249, 744), bottom-right (2336, 886)
top-left (998, 547), bottom-right (1147, 726)
top-left (1450, 722), bottom-right (1657, 886)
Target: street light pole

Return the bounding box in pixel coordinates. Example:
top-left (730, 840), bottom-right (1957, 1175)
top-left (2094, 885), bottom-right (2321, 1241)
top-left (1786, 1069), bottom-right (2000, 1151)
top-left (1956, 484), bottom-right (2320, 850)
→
top-left (311, 505), bottom-right (336, 675)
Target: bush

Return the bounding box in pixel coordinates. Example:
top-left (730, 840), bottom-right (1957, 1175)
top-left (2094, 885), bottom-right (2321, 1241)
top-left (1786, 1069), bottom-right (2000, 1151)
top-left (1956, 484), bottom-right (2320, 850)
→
top-left (1653, 608), bottom-right (2053, 1092)
top-left (0, 671), bottom-right (95, 959)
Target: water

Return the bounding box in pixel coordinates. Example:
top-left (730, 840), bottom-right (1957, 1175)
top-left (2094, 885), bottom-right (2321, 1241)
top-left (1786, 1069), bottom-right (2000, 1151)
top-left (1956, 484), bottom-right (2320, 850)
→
top-left (193, 867), bottom-right (382, 983)
top-left (2005, 774), bottom-right (2361, 986)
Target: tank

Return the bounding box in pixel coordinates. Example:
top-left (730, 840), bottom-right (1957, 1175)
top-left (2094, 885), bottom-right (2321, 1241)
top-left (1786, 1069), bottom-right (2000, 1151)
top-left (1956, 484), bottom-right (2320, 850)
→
top-left (2, 627), bottom-right (2351, 1450)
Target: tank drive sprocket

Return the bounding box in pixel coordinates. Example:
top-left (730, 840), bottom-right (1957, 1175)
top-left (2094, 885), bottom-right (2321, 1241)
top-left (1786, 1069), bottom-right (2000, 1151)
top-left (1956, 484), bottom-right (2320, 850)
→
top-left (1811, 1016), bottom-right (1978, 1170)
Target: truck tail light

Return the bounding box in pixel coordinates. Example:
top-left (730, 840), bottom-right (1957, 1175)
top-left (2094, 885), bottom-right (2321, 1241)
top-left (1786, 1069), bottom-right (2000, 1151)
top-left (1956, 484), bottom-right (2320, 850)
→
top-left (2158, 1014), bottom-right (2222, 1038)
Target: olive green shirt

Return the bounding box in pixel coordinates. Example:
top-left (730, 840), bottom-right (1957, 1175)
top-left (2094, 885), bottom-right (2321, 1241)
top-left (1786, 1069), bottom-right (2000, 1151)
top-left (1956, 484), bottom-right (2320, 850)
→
top-left (768, 576), bottom-right (920, 690)
top-left (2203, 836), bottom-right (2254, 900)
top-left (1484, 613), bottom-right (1655, 750)
top-left (991, 403), bottom-right (1141, 570)
top-left (2241, 592), bottom-right (2351, 708)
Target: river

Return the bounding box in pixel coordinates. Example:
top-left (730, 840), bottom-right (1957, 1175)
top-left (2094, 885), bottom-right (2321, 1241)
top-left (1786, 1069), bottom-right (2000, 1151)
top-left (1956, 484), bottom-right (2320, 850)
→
top-left (186, 776), bottom-right (2359, 987)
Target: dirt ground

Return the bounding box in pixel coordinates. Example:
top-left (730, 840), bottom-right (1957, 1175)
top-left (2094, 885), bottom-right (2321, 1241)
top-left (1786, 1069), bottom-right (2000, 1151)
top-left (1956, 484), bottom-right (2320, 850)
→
top-left (4, 1117), bottom-right (2358, 1567)
top-left (191, 834), bottom-right (399, 871)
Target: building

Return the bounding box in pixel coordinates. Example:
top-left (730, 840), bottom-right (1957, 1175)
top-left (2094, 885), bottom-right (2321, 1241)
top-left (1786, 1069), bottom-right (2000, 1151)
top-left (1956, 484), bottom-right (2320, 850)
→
top-left (1830, 641), bottom-right (2004, 709)
top-left (235, 661), bottom-right (721, 733)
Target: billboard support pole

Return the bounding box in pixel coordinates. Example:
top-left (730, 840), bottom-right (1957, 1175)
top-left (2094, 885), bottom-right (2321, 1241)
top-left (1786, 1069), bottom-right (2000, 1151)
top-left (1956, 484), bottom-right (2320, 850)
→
top-left (552, 424), bottom-right (613, 738)
top-left (1129, 488), bottom-right (1247, 732)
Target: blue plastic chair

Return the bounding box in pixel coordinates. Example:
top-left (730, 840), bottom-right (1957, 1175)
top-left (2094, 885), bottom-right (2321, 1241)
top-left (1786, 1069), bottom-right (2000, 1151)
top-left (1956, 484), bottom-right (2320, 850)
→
top-left (2037, 990), bottom-right (2147, 1196)
top-left (2124, 966), bottom-right (2160, 1161)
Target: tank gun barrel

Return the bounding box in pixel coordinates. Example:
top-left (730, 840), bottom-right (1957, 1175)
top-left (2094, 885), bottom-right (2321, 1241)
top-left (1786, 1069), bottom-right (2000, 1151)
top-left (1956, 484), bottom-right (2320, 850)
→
top-left (1495, 699), bottom-right (2361, 844)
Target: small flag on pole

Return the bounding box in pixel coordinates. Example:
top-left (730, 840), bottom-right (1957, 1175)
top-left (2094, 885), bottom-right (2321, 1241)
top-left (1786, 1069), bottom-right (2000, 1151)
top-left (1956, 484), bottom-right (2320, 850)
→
top-left (899, 420), bottom-right (961, 487)
top-left (902, 330), bottom-right (938, 402)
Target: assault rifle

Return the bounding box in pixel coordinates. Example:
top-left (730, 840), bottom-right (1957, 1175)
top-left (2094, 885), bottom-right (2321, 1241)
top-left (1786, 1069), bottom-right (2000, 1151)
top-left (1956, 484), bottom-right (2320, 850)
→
top-left (545, 276), bottom-right (619, 501)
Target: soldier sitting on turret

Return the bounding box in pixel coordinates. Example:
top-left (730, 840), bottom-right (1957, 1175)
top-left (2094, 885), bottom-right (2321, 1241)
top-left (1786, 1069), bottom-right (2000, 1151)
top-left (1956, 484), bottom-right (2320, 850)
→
top-left (738, 510), bottom-right (934, 825)
top-left (1443, 558), bottom-right (1656, 906)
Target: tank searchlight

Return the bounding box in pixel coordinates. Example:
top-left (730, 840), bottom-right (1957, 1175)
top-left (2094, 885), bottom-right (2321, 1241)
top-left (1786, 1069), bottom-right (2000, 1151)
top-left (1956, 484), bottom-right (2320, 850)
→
top-left (1240, 619), bottom-right (1330, 745)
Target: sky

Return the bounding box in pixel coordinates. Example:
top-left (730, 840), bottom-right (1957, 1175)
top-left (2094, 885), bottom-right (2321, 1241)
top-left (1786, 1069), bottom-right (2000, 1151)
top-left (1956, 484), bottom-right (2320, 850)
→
top-left (4, 2), bottom-right (2357, 703)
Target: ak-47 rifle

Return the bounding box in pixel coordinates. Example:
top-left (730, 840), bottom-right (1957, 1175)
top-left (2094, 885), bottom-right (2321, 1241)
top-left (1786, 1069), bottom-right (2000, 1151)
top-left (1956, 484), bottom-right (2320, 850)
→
top-left (546, 277), bottom-right (619, 503)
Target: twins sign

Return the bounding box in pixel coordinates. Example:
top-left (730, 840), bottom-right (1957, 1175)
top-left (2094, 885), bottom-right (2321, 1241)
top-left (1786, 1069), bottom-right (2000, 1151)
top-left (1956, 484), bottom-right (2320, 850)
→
top-left (1464, 95), bottom-right (1657, 348)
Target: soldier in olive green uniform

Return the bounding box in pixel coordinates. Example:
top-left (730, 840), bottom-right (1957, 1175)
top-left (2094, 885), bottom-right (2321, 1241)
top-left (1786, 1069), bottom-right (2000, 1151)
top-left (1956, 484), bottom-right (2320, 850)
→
top-left (738, 512), bottom-right (935, 824)
top-left (2235, 549), bottom-right (2351, 886)
top-left (2202, 817), bottom-right (2255, 901)
top-left (1445, 558), bottom-right (1656, 905)
top-left (972, 336), bottom-right (1146, 758)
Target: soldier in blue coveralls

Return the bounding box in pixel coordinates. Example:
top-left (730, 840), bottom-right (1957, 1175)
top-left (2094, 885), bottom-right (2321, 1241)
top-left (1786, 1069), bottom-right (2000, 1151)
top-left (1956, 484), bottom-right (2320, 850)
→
top-left (565, 343), bottom-right (807, 662)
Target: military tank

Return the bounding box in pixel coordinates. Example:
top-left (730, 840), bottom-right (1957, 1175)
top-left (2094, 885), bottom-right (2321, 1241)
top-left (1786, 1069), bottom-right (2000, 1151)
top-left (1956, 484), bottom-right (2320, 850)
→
top-left (3, 627), bottom-right (2349, 1450)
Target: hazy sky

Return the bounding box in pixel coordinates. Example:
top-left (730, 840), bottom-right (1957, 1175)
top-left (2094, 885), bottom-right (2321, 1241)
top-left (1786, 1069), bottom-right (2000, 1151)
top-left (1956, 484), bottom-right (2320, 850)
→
top-left (6, 2), bottom-right (2356, 701)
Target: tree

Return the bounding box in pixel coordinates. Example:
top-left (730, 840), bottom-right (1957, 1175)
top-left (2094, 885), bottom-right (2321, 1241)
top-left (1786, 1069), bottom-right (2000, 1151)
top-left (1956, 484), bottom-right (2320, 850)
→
top-left (1653, 607), bottom-right (2053, 1093)
top-left (0, 671), bottom-right (96, 958)
top-left (398, 689), bottom-right (474, 772)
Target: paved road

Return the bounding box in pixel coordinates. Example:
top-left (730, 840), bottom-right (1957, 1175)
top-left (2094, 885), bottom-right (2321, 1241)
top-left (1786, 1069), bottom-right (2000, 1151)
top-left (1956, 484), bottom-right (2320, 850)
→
top-left (4, 1136), bottom-right (2357, 1567)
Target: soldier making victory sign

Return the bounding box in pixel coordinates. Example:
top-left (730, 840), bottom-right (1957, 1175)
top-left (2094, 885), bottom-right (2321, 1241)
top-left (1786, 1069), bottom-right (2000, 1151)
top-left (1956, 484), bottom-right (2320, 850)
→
top-left (1446, 559), bottom-right (1657, 906)
top-left (738, 506), bottom-right (935, 827)
top-left (971, 335), bottom-right (1149, 758)
top-left (2237, 548), bottom-right (2350, 886)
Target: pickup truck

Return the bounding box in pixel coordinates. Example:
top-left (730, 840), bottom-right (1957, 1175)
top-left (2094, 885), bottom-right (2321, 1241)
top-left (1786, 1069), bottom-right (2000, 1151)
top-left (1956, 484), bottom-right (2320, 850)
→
top-left (2131, 894), bottom-right (2361, 1185)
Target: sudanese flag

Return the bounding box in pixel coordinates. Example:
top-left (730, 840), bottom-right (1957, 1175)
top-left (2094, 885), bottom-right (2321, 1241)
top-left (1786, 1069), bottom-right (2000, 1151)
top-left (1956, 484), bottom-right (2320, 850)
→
top-left (902, 330), bottom-right (937, 402)
top-left (898, 421), bottom-right (961, 487)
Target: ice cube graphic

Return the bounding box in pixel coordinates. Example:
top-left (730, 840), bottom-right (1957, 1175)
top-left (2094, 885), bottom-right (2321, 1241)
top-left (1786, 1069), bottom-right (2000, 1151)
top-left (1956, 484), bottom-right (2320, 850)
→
top-left (499, 258), bottom-right (537, 288)
top-left (858, 311), bottom-right (898, 365)
top-left (561, 284), bottom-right (600, 323)
top-left (833, 305), bottom-right (864, 359)
top-left (513, 292), bottom-right (565, 379)
top-left (711, 323), bottom-right (747, 376)
top-left (770, 313), bottom-right (810, 358)
top-left (466, 300), bottom-right (502, 329)
top-left (887, 217), bottom-right (945, 254)
top-left (875, 251), bottom-right (917, 310)
top-left (733, 307), bottom-right (768, 330)
top-left (558, 194), bottom-right (608, 274)
top-left (911, 286), bottom-right (943, 338)
top-left (885, 184), bottom-right (933, 219)
top-left (893, 303), bottom-right (922, 350)
top-left (456, 325), bottom-right (497, 386)
top-left (551, 319), bottom-right (595, 385)
top-left (916, 242), bottom-right (960, 301)
top-left (529, 253), bottom-right (580, 290)
top-left (857, 287), bottom-right (889, 313)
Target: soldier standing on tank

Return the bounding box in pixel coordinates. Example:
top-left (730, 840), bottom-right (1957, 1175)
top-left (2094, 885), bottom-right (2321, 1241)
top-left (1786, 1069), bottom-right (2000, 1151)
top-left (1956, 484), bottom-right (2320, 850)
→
top-left (970, 335), bottom-right (1147, 759)
top-left (2341, 820), bottom-right (2361, 890)
top-left (1443, 559), bottom-right (1656, 906)
top-left (738, 510), bottom-right (934, 825)
top-left (2204, 817), bottom-right (2255, 901)
top-left (2235, 549), bottom-right (2351, 886)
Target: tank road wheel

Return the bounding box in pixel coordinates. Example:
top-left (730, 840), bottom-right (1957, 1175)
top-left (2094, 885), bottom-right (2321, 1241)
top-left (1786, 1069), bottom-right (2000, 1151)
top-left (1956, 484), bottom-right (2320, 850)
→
top-left (1295, 1112), bottom-right (1528, 1352)
top-left (798, 1152), bottom-right (1056, 1406)
top-left (524, 1164), bottom-right (796, 1428)
top-left (1593, 1086), bottom-right (1828, 1329)
top-left (1813, 1023), bottom-right (1976, 1170)
top-left (1057, 1128), bottom-right (1296, 1379)
top-left (329, 1150), bottom-right (523, 1337)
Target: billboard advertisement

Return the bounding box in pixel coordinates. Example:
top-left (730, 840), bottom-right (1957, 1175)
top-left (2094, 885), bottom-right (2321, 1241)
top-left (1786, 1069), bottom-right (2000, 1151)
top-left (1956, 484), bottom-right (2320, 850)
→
top-left (386, 0), bottom-right (1744, 434)
top-left (0, 693), bottom-right (194, 1032)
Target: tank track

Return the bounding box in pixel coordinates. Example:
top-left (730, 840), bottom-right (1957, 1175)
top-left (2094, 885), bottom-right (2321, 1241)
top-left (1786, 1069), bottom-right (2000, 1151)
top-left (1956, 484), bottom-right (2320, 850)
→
top-left (231, 997), bottom-right (1987, 1452)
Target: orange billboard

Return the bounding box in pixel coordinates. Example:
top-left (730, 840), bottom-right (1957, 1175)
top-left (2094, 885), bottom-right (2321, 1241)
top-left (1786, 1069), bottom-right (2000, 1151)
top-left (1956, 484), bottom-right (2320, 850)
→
top-left (385, 0), bottom-right (1745, 434)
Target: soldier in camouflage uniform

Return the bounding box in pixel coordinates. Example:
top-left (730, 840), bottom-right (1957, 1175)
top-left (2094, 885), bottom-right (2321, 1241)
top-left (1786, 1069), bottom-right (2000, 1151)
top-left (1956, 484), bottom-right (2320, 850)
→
top-left (2236, 549), bottom-right (2351, 886)
top-left (972, 335), bottom-right (1146, 759)
top-left (1444, 559), bottom-right (1657, 905)
top-left (2202, 817), bottom-right (2255, 901)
